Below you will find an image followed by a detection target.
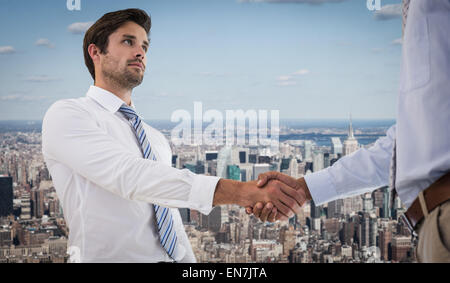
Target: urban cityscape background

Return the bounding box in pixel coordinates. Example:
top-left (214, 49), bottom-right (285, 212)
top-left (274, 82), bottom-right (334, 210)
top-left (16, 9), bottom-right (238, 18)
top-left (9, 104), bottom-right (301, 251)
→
top-left (0, 117), bottom-right (419, 263)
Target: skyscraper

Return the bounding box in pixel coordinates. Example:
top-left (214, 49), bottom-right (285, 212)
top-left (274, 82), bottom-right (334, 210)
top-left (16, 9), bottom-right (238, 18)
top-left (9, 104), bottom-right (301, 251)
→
top-left (379, 227), bottom-right (392, 261)
top-left (31, 187), bottom-right (45, 218)
top-left (304, 140), bottom-right (312, 161)
top-left (217, 146), bottom-right (232, 178)
top-left (312, 150), bottom-right (324, 172)
top-left (310, 201), bottom-right (321, 219)
top-left (288, 158), bottom-right (298, 178)
top-left (253, 164), bottom-right (270, 181)
top-left (0, 176), bottom-right (13, 217)
top-left (227, 165), bottom-right (241, 181)
top-left (391, 236), bottom-right (412, 262)
top-left (179, 208), bottom-right (191, 224)
top-left (362, 193), bottom-right (373, 213)
top-left (331, 137), bottom-right (343, 155)
top-left (343, 115), bottom-right (359, 156)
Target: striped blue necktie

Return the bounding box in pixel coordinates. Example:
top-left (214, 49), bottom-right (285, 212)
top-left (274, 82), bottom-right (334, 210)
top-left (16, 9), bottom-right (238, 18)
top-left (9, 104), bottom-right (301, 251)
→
top-left (119, 103), bottom-right (180, 261)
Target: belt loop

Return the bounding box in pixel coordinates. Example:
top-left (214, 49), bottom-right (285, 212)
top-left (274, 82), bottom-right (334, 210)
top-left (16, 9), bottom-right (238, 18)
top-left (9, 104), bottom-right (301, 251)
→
top-left (418, 190), bottom-right (429, 218)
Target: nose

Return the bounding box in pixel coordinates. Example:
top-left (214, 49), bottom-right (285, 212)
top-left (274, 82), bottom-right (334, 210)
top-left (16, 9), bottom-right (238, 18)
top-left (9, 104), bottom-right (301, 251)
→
top-left (134, 46), bottom-right (145, 61)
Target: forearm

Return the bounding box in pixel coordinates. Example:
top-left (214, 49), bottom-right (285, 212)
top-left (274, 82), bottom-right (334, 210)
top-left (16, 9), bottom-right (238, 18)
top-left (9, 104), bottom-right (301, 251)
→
top-left (306, 125), bottom-right (396, 205)
top-left (213, 179), bottom-right (253, 207)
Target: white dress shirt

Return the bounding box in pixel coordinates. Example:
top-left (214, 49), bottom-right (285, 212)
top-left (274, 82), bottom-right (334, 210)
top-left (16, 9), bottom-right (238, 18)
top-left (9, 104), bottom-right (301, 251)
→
top-left (305, 0), bottom-right (450, 209)
top-left (42, 85), bottom-right (220, 263)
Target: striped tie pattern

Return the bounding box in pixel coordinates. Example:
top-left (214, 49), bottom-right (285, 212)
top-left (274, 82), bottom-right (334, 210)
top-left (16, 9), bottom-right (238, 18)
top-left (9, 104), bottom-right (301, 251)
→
top-left (119, 104), bottom-right (180, 261)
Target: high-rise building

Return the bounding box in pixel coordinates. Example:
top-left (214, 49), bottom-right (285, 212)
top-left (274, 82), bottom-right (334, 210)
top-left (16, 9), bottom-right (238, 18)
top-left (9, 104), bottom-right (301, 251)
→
top-left (208, 206), bottom-right (222, 233)
top-left (253, 164), bottom-right (270, 181)
top-left (391, 236), bottom-right (412, 262)
top-left (179, 208), bottom-right (191, 224)
top-left (231, 147), bottom-right (249, 164)
top-left (280, 158), bottom-right (291, 172)
top-left (369, 213), bottom-right (378, 247)
top-left (312, 151), bottom-right (324, 172)
top-left (0, 176), bottom-right (13, 217)
top-left (217, 147), bottom-right (232, 178)
top-left (239, 164), bottom-right (253, 182)
top-left (343, 115), bottom-right (359, 156)
top-left (381, 187), bottom-right (391, 219)
top-left (31, 188), bottom-right (45, 218)
top-left (288, 158), bottom-right (298, 178)
top-left (331, 137), bottom-right (343, 155)
top-left (362, 193), bottom-right (373, 213)
top-left (227, 165), bottom-right (241, 181)
top-left (279, 226), bottom-right (296, 256)
top-left (183, 161), bottom-right (205, 174)
top-left (205, 151), bottom-right (218, 161)
top-left (0, 228), bottom-right (12, 247)
top-left (20, 193), bottom-right (31, 220)
top-left (360, 213), bottom-right (370, 248)
top-left (372, 187), bottom-right (385, 214)
top-left (323, 152), bottom-right (330, 168)
top-left (340, 221), bottom-right (354, 246)
top-left (379, 227), bottom-right (392, 261)
top-left (258, 156), bottom-right (271, 164)
top-left (304, 141), bottom-right (313, 161)
top-left (328, 199), bottom-right (343, 218)
top-left (280, 143), bottom-right (292, 158)
top-left (342, 196), bottom-right (363, 215)
top-left (172, 155), bottom-right (178, 168)
top-left (310, 201), bottom-right (321, 219)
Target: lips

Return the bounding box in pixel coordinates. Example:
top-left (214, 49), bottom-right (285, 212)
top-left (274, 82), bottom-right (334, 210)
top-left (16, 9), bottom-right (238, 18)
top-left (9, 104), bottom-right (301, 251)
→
top-left (128, 62), bottom-right (144, 70)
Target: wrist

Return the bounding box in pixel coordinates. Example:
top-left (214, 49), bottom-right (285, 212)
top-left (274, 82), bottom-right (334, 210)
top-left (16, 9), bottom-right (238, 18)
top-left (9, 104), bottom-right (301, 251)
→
top-left (298, 177), bottom-right (312, 201)
top-left (213, 179), bottom-right (242, 206)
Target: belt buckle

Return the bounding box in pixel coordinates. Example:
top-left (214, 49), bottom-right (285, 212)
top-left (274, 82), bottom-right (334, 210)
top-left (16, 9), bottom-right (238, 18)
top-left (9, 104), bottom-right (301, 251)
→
top-left (400, 213), bottom-right (418, 238)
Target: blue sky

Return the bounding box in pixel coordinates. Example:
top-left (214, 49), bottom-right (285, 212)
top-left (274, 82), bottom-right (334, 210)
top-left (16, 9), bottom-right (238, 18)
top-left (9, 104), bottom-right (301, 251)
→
top-left (0, 0), bottom-right (403, 120)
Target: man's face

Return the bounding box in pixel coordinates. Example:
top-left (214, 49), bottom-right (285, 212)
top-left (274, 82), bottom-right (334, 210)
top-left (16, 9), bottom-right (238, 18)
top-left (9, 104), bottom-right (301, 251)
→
top-left (98, 21), bottom-right (149, 89)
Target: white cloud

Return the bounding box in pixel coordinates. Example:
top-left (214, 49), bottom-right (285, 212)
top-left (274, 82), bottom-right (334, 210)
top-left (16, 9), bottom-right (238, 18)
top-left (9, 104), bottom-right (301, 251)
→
top-left (0, 94), bottom-right (48, 101)
top-left (374, 4), bottom-right (402, 20)
top-left (24, 75), bottom-right (61, 82)
top-left (277, 75), bottom-right (293, 81)
top-left (277, 81), bottom-right (297, 86)
top-left (391, 38), bottom-right (402, 45)
top-left (68, 22), bottom-right (94, 34)
top-left (238, 0), bottom-right (348, 4)
top-left (276, 68), bottom-right (310, 86)
top-left (293, 69), bottom-right (310, 75)
top-left (0, 46), bottom-right (15, 54)
top-left (35, 38), bottom-right (55, 48)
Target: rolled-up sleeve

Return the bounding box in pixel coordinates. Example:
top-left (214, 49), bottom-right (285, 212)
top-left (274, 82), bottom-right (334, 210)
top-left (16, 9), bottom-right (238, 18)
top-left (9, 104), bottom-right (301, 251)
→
top-left (305, 125), bottom-right (396, 205)
top-left (42, 100), bottom-right (219, 215)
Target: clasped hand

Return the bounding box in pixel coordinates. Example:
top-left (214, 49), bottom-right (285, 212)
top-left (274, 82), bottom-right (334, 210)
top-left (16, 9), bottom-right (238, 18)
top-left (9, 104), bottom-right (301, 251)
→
top-left (244, 172), bottom-right (312, 222)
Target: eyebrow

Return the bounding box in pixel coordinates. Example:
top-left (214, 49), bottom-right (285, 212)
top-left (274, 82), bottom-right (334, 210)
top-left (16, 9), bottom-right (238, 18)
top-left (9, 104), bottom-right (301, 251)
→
top-left (122, 34), bottom-right (150, 47)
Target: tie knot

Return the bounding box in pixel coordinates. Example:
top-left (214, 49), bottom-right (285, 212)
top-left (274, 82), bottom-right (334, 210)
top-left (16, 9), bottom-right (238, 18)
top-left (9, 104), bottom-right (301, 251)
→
top-left (118, 104), bottom-right (138, 121)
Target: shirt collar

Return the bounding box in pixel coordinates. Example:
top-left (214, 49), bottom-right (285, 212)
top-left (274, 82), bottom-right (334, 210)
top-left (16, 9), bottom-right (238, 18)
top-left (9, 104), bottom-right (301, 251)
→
top-left (86, 85), bottom-right (136, 113)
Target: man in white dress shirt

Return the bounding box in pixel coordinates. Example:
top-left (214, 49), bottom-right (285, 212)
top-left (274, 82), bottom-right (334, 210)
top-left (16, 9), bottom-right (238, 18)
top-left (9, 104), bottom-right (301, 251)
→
top-left (42, 8), bottom-right (304, 263)
top-left (251, 0), bottom-right (450, 263)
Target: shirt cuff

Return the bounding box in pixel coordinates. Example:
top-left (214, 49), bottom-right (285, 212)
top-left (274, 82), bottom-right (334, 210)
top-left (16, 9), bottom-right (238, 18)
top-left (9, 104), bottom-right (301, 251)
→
top-left (304, 168), bottom-right (340, 206)
top-left (189, 175), bottom-right (221, 215)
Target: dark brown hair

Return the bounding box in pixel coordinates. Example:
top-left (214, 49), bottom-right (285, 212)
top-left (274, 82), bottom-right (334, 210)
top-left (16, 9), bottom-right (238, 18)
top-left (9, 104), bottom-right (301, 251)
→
top-left (83, 8), bottom-right (151, 81)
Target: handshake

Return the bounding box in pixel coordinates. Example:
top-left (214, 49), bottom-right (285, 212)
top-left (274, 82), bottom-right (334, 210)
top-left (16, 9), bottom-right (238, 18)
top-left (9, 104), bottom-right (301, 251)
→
top-left (213, 171), bottom-right (313, 222)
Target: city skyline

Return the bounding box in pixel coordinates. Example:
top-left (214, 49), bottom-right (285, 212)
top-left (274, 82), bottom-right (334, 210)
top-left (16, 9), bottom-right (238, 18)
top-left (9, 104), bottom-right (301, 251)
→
top-left (0, 119), bottom-right (416, 263)
top-left (1, 0), bottom-right (403, 120)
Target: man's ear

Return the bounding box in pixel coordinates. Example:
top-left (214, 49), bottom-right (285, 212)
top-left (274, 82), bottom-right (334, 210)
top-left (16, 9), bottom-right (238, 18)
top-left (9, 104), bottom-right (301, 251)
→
top-left (88, 44), bottom-right (101, 64)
